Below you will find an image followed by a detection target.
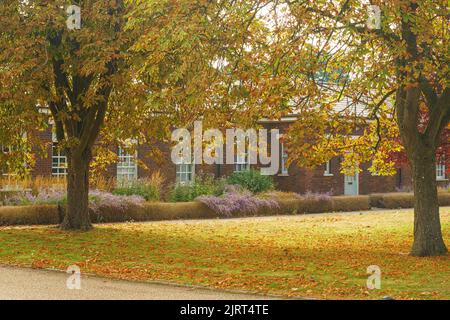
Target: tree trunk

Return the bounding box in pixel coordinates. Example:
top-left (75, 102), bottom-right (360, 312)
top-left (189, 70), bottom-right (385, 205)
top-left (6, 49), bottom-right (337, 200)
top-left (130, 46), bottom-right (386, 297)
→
top-left (61, 151), bottom-right (92, 231)
top-left (410, 151), bottom-right (447, 256)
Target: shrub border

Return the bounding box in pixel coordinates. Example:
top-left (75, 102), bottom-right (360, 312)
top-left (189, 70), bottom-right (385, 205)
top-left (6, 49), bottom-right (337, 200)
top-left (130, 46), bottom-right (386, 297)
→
top-left (0, 193), bottom-right (449, 226)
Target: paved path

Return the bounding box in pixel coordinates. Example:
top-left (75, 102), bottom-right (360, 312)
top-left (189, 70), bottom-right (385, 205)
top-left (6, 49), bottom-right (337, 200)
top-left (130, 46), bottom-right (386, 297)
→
top-left (0, 266), bottom-right (276, 300)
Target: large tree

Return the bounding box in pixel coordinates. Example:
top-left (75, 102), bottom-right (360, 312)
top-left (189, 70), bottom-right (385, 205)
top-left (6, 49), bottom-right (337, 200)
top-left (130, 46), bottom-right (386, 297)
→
top-left (268, 0), bottom-right (449, 256)
top-left (0, 0), bottom-right (268, 229)
top-left (0, 0), bottom-right (135, 229)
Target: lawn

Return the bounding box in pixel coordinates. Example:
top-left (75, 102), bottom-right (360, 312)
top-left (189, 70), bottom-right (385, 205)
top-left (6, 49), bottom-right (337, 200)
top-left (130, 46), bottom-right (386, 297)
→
top-left (0, 208), bottom-right (449, 300)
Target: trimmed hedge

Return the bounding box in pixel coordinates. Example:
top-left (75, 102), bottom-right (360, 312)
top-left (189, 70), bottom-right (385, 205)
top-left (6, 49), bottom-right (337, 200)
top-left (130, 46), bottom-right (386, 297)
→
top-left (370, 192), bottom-right (450, 209)
top-left (0, 202), bottom-right (218, 226)
top-left (0, 195), bottom-right (372, 226)
top-left (91, 202), bottom-right (217, 223)
top-left (0, 205), bottom-right (59, 226)
top-left (379, 193), bottom-right (414, 209)
top-left (0, 193), bottom-right (448, 226)
top-left (332, 196), bottom-right (371, 212)
top-left (438, 192), bottom-right (450, 206)
top-left (369, 193), bottom-right (384, 208)
top-left (297, 197), bottom-right (333, 214)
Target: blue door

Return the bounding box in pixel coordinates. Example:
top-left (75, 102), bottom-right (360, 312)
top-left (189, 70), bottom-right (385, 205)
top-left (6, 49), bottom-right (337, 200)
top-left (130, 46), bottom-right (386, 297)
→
top-left (344, 171), bottom-right (359, 195)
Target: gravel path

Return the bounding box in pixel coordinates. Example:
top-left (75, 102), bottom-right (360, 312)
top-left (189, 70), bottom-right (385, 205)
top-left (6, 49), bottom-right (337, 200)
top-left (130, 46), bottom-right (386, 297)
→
top-left (0, 265), bottom-right (277, 300)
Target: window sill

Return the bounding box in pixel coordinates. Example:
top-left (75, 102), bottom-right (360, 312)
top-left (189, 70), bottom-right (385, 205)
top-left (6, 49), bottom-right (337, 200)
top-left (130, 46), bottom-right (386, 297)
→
top-left (437, 178), bottom-right (448, 182)
top-left (323, 173), bottom-right (334, 177)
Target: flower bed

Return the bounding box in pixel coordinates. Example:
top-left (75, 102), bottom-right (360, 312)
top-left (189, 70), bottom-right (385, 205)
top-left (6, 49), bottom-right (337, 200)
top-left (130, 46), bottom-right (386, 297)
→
top-left (197, 191), bottom-right (279, 217)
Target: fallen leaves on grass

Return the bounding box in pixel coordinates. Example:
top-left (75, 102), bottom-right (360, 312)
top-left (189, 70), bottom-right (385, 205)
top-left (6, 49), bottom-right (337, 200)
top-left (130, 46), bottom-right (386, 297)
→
top-left (0, 209), bottom-right (448, 299)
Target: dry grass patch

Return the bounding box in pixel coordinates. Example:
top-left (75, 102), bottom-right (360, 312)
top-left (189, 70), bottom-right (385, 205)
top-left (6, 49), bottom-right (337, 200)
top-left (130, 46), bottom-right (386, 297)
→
top-left (0, 208), bottom-right (448, 300)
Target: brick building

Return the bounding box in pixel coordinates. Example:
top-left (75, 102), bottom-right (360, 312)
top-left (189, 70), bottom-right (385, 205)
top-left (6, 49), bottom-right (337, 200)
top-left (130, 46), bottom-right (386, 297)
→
top-left (28, 116), bottom-right (448, 196)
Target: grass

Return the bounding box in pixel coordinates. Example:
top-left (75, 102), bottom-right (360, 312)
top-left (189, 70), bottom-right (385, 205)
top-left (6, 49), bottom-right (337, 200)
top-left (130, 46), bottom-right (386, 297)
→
top-left (0, 208), bottom-right (448, 300)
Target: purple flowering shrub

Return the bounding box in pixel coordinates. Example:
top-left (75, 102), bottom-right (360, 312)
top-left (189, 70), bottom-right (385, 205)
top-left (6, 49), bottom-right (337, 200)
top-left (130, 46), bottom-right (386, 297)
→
top-left (2, 189), bottom-right (145, 213)
top-left (88, 190), bottom-right (145, 211)
top-left (196, 191), bottom-right (279, 217)
top-left (88, 190), bottom-right (145, 222)
top-left (2, 189), bottom-right (66, 206)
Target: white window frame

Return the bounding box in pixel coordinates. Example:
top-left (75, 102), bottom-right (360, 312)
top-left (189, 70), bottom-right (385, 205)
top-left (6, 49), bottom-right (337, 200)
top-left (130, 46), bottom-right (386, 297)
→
top-left (51, 132), bottom-right (67, 177)
top-left (436, 161), bottom-right (446, 181)
top-left (117, 145), bottom-right (138, 182)
top-left (176, 163), bottom-right (195, 184)
top-left (324, 160), bottom-right (333, 176)
top-left (235, 155), bottom-right (250, 172)
top-left (234, 141), bottom-right (250, 172)
top-left (175, 149), bottom-right (195, 184)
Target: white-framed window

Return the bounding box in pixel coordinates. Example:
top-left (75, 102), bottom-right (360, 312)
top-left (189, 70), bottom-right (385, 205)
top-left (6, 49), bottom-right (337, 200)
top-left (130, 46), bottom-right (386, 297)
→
top-left (176, 163), bottom-right (194, 184)
top-left (175, 150), bottom-right (194, 184)
top-left (324, 160), bottom-right (333, 176)
top-left (117, 146), bottom-right (138, 182)
top-left (436, 161), bottom-right (446, 180)
top-left (235, 154), bottom-right (250, 172)
top-left (234, 141), bottom-right (250, 172)
top-left (51, 132), bottom-right (67, 177)
top-left (280, 140), bottom-right (288, 175)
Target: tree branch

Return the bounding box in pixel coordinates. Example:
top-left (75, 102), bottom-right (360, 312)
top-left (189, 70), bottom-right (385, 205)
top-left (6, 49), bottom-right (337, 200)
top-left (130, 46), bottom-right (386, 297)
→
top-left (419, 76), bottom-right (438, 108)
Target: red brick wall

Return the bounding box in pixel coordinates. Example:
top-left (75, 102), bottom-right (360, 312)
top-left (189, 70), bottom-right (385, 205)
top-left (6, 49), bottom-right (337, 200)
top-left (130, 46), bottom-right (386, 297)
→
top-left (137, 141), bottom-right (176, 186)
top-left (31, 128), bottom-right (52, 177)
top-left (28, 122), bottom-right (447, 195)
top-left (359, 162), bottom-right (399, 194)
